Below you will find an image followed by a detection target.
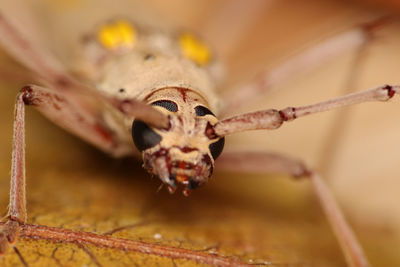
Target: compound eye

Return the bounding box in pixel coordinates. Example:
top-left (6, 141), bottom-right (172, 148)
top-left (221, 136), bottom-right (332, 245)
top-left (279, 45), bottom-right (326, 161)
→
top-left (132, 120), bottom-right (162, 151)
top-left (209, 137), bottom-right (225, 160)
top-left (195, 105), bottom-right (215, 116)
top-left (151, 100), bottom-right (178, 112)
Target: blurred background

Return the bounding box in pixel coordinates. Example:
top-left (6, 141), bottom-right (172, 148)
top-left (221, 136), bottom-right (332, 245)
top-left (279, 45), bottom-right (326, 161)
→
top-left (1, 0), bottom-right (400, 266)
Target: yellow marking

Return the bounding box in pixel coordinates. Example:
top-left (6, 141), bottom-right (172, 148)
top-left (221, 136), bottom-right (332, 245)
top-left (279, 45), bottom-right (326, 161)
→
top-left (179, 33), bottom-right (211, 66)
top-left (98, 20), bottom-right (137, 50)
top-left (176, 175), bottom-right (188, 183)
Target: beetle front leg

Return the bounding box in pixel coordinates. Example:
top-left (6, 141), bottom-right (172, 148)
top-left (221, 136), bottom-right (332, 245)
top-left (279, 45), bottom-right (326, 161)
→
top-left (0, 84), bottom-right (127, 254)
top-left (0, 91), bottom-right (27, 254)
top-left (217, 150), bottom-right (370, 267)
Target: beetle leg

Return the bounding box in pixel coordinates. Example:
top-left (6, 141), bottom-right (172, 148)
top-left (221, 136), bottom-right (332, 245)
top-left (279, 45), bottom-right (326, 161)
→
top-left (217, 150), bottom-right (370, 267)
top-left (220, 17), bottom-right (389, 113)
top-left (0, 84), bottom-right (133, 254)
top-left (0, 92), bottom-right (27, 255)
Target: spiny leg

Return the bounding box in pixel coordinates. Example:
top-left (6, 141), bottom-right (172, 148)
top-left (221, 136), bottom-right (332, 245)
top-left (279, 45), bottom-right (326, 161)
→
top-left (214, 84), bottom-right (399, 136)
top-left (0, 84), bottom-right (129, 254)
top-left (220, 17), bottom-right (390, 113)
top-left (217, 151), bottom-right (370, 267)
top-left (0, 10), bottom-right (168, 129)
top-left (0, 91), bottom-right (26, 255)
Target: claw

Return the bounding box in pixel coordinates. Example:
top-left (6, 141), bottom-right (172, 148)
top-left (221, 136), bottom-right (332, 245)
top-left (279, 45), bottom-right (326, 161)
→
top-left (0, 220), bottom-right (20, 255)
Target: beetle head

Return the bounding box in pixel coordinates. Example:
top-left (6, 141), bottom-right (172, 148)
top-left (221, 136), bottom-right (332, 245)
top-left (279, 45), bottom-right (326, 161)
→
top-left (132, 88), bottom-right (224, 196)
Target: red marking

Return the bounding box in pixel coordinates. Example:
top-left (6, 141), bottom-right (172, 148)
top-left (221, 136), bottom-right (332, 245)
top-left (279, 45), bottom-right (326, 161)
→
top-left (160, 152), bottom-right (171, 173)
top-left (182, 189), bottom-right (191, 197)
top-left (172, 160), bottom-right (194, 170)
top-left (177, 88), bottom-right (187, 102)
top-left (278, 110), bottom-right (288, 121)
top-left (93, 124), bottom-right (113, 143)
top-left (202, 155), bottom-right (212, 165)
top-left (205, 122), bottom-right (217, 139)
top-left (279, 108), bottom-right (296, 121)
top-left (154, 148), bottom-right (168, 157)
top-left (178, 161), bottom-right (187, 170)
top-left (177, 116), bottom-right (183, 125)
top-left (20, 86), bottom-right (47, 106)
top-left (144, 89), bottom-right (159, 101)
top-left (181, 147), bottom-right (197, 153)
top-left (384, 85), bottom-right (395, 98)
top-left (144, 87), bottom-right (198, 105)
top-left (53, 103), bottom-right (61, 111)
top-left (293, 108), bottom-right (297, 119)
top-left (20, 86), bottom-right (33, 105)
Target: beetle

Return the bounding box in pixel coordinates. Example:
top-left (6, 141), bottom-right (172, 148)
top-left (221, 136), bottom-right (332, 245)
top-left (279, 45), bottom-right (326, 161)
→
top-left (0, 0), bottom-right (399, 266)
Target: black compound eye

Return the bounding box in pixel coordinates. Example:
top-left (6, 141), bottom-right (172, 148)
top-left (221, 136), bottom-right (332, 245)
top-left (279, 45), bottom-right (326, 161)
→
top-left (195, 105), bottom-right (215, 116)
top-left (209, 137), bottom-right (225, 160)
top-left (132, 120), bottom-right (162, 151)
top-left (151, 100), bottom-right (178, 112)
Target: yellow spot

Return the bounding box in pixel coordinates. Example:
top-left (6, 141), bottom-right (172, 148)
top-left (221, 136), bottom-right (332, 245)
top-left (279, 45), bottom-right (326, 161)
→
top-left (98, 20), bottom-right (136, 50)
top-left (179, 33), bottom-right (211, 66)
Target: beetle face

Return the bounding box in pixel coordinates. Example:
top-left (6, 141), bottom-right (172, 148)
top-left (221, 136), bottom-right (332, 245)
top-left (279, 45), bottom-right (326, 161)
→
top-left (132, 87), bottom-right (224, 195)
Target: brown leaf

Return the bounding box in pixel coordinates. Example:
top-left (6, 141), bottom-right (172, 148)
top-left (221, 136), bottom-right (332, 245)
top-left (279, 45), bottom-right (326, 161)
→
top-left (1, 0), bottom-right (400, 266)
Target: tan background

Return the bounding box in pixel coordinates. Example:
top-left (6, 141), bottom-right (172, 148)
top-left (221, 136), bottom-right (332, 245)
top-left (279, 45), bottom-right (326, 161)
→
top-left (1, 0), bottom-right (400, 266)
